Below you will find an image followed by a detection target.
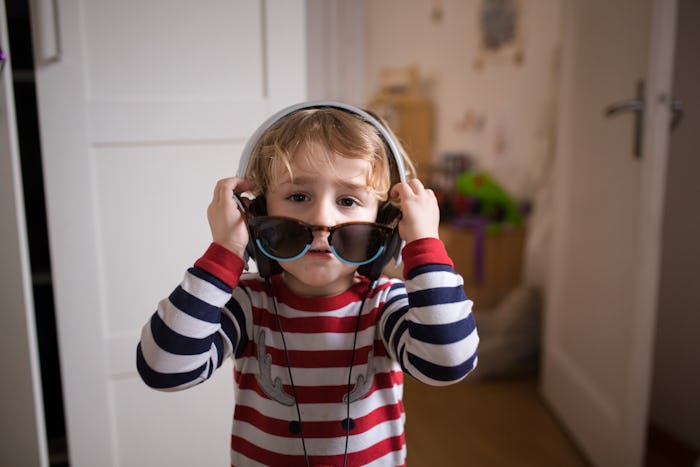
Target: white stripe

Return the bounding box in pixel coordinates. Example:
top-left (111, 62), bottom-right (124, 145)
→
top-left (140, 322), bottom-right (213, 375)
top-left (363, 444), bottom-right (407, 466)
top-left (233, 384), bottom-right (403, 422)
top-left (158, 298), bottom-right (221, 339)
top-left (181, 269), bottom-right (231, 305)
top-left (230, 449), bottom-right (268, 467)
top-left (236, 353), bottom-right (399, 388)
top-left (401, 331), bottom-right (479, 368)
top-left (408, 267), bottom-right (465, 289)
top-left (258, 325), bottom-right (377, 352)
top-left (405, 299), bottom-right (473, 325)
top-left (335, 416), bottom-right (404, 454)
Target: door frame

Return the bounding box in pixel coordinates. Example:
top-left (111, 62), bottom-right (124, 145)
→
top-left (0, 0), bottom-right (49, 464)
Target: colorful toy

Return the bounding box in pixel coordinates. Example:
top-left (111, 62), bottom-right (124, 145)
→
top-left (453, 171), bottom-right (523, 232)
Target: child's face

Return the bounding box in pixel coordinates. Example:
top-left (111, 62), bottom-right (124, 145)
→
top-left (265, 144), bottom-right (381, 297)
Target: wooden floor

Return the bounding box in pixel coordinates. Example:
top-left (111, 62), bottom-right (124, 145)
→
top-left (402, 375), bottom-right (589, 467)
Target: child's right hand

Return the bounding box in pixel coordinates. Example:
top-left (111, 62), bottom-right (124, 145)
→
top-left (207, 177), bottom-right (257, 259)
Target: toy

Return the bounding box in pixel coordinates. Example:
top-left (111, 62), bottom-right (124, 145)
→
top-left (453, 171), bottom-right (523, 232)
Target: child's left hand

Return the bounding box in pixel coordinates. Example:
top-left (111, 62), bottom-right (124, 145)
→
top-left (390, 179), bottom-right (440, 243)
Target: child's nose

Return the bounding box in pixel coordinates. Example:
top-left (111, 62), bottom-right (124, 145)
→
top-left (307, 199), bottom-right (337, 228)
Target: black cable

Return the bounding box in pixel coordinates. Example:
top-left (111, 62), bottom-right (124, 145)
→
top-left (268, 277), bottom-right (373, 467)
top-left (343, 280), bottom-right (374, 467)
top-left (267, 279), bottom-right (310, 467)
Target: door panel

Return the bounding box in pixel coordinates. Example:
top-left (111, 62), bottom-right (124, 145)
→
top-left (542, 1), bottom-right (675, 466)
top-left (30, 0), bottom-right (306, 464)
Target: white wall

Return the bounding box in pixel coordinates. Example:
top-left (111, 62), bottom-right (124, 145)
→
top-left (363, 0), bottom-right (563, 288)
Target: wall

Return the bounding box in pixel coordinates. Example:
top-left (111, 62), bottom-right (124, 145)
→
top-left (650, 0), bottom-right (700, 452)
top-left (363, 0), bottom-right (563, 288)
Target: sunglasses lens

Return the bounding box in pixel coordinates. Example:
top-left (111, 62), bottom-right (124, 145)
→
top-left (332, 224), bottom-right (388, 264)
top-left (250, 217), bottom-right (311, 260)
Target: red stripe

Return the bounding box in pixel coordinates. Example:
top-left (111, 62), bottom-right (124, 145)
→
top-left (251, 304), bottom-right (381, 334)
top-left (345, 435), bottom-right (406, 466)
top-left (240, 275), bottom-right (395, 311)
top-left (194, 243), bottom-right (246, 288)
top-left (231, 433), bottom-right (405, 466)
top-left (251, 341), bottom-right (373, 368)
top-left (233, 402), bottom-right (404, 438)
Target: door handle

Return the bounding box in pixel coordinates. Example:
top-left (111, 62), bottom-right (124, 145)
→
top-left (30, 0), bottom-right (62, 63)
top-left (604, 80), bottom-right (645, 159)
top-left (670, 99), bottom-right (683, 131)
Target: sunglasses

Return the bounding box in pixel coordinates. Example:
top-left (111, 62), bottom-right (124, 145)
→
top-left (235, 196), bottom-right (399, 265)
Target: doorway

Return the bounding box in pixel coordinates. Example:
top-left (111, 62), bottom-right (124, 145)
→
top-left (6, 1), bottom-right (67, 465)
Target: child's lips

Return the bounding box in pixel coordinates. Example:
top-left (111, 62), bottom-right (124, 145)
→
top-left (306, 246), bottom-right (333, 258)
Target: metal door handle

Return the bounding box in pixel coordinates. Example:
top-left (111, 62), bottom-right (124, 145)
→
top-left (604, 80), bottom-right (645, 159)
top-left (31, 0), bottom-right (62, 63)
top-left (670, 99), bottom-right (683, 131)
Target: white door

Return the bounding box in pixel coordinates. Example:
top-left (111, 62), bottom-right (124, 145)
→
top-left (542, 1), bottom-right (676, 466)
top-left (29, 0), bottom-right (307, 465)
top-left (0, 1), bottom-right (48, 465)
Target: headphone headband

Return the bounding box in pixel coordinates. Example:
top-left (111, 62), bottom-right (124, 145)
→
top-left (236, 100), bottom-right (407, 183)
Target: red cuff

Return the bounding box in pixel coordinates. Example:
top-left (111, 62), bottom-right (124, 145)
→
top-left (401, 237), bottom-right (454, 276)
top-left (194, 243), bottom-right (246, 289)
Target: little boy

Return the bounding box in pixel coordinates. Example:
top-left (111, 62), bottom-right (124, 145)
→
top-left (137, 102), bottom-right (479, 466)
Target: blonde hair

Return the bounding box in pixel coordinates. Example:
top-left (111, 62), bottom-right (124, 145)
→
top-left (245, 107), bottom-right (416, 201)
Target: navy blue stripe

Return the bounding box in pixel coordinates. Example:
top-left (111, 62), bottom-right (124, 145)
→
top-left (212, 334), bottom-right (224, 368)
top-left (408, 284), bottom-right (466, 308)
top-left (391, 320), bottom-right (410, 357)
top-left (405, 263), bottom-right (454, 280)
top-left (407, 351), bottom-right (478, 382)
top-left (227, 299), bottom-right (249, 358)
top-left (410, 315), bottom-right (476, 345)
top-left (136, 343), bottom-right (207, 389)
top-left (398, 346), bottom-right (407, 373)
top-left (388, 282), bottom-right (407, 295)
top-left (189, 266), bottom-right (232, 293)
top-left (382, 302), bottom-right (408, 344)
top-left (168, 286), bottom-right (221, 323)
top-left (150, 313), bottom-right (212, 356)
top-left (381, 283), bottom-right (407, 342)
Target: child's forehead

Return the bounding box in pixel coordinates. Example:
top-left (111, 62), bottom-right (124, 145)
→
top-left (275, 150), bottom-right (373, 186)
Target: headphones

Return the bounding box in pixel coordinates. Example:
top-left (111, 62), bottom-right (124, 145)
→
top-left (235, 101), bottom-right (406, 281)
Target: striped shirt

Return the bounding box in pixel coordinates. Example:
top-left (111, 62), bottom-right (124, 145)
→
top-left (137, 237), bottom-right (479, 466)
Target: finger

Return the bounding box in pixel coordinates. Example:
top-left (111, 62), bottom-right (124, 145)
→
top-left (213, 178), bottom-right (235, 203)
top-left (390, 181), bottom-right (411, 199)
top-left (407, 178), bottom-right (425, 193)
top-left (234, 178), bottom-right (257, 194)
top-left (213, 177), bottom-right (256, 202)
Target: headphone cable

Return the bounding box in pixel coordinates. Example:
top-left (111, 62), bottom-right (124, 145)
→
top-left (343, 279), bottom-right (374, 467)
top-left (267, 279), bottom-right (310, 467)
top-left (266, 277), bottom-right (373, 467)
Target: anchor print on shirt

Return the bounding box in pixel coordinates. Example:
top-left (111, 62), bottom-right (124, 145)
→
top-left (255, 329), bottom-right (376, 406)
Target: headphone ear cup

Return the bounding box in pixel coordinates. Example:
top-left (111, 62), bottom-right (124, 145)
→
top-left (245, 196), bottom-right (282, 278)
top-left (357, 203), bottom-right (402, 281)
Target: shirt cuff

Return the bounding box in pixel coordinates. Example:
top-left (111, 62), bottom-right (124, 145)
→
top-left (401, 237), bottom-right (454, 275)
top-left (194, 243), bottom-right (246, 289)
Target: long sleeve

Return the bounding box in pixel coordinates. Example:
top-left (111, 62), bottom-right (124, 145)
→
top-left (379, 237), bottom-right (479, 385)
top-left (136, 243), bottom-right (247, 390)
